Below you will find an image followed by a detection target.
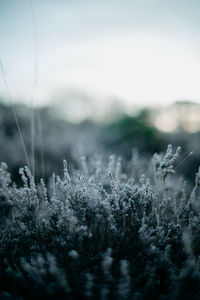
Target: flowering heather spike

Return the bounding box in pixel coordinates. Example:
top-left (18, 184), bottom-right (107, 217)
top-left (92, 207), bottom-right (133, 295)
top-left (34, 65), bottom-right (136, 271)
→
top-left (153, 144), bottom-right (181, 182)
top-left (40, 178), bottom-right (48, 202)
top-left (63, 159), bottom-right (71, 183)
top-left (19, 167), bottom-right (28, 188)
top-left (108, 154), bottom-right (116, 173)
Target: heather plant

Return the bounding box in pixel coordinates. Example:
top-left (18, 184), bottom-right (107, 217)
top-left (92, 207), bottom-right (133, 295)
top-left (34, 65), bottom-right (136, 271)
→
top-left (0, 146), bottom-right (200, 299)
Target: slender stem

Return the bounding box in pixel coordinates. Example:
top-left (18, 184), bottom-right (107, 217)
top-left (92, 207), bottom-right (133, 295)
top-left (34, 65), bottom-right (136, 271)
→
top-left (0, 59), bottom-right (31, 169)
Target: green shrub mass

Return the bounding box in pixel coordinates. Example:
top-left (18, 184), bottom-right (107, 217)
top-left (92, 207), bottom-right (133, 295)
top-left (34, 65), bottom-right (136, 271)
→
top-left (0, 145), bottom-right (200, 299)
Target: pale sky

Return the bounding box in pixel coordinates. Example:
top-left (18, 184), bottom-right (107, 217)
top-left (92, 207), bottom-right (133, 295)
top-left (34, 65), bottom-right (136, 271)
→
top-left (1, 0), bottom-right (200, 107)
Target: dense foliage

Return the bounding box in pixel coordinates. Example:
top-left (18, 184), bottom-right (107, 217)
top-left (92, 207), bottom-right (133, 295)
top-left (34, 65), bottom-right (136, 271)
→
top-left (0, 145), bottom-right (200, 299)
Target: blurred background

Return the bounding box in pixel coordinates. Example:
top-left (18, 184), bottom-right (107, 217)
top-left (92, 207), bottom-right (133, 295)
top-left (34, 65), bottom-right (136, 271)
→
top-left (1, 0), bottom-right (200, 183)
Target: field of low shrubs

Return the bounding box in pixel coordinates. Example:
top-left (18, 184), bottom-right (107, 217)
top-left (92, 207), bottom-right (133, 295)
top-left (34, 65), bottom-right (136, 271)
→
top-left (0, 144), bottom-right (200, 299)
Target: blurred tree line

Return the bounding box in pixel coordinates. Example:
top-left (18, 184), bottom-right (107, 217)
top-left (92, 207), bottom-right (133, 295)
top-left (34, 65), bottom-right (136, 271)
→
top-left (0, 100), bottom-right (200, 184)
